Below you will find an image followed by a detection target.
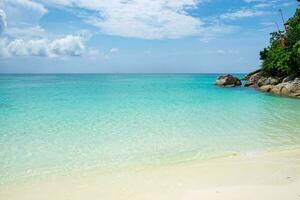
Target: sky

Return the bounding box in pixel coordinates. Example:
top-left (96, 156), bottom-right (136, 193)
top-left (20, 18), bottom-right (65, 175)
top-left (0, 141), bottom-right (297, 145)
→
top-left (0, 0), bottom-right (298, 73)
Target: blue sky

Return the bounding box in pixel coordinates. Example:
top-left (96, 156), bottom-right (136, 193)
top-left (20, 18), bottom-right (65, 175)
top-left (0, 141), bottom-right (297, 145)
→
top-left (0, 0), bottom-right (298, 73)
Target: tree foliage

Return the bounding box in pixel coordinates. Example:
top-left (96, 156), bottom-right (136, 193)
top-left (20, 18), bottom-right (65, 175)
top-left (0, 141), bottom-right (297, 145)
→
top-left (260, 2), bottom-right (300, 76)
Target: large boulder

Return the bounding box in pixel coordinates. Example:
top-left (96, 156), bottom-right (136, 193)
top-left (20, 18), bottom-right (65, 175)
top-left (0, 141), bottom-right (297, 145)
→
top-left (215, 74), bottom-right (242, 87)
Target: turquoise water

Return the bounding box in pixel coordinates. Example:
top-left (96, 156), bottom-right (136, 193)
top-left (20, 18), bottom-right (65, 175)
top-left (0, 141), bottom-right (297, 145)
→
top-left (1, 74), bottom-right (300, 183)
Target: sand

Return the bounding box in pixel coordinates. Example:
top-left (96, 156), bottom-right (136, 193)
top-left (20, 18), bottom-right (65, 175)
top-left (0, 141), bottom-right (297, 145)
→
top-left (1, 149), bottom-right (300, 200)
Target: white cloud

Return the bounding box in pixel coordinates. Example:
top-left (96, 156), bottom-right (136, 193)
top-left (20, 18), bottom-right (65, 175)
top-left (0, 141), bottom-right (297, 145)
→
top-left (10, 0), bottom-right (47, 15)
top-left (0, 9), bottom-right (6, 35)
top-left (0, 0), bottom-right (48, 45)
top-left (216, 49), bottom-right (239, 54)
top-left (198, 23), bottom-right (237, 42)
top-left (0, 35), bottom-right (86, 57)
top-left (243, 0), bottom-right (278, 6)
top-left (34, 0), bottom-right (232, 40)
top-left (49, 35), bottom-right (85, 56)
top-left (0, 0), bottom-right (47, 31)
top-left (260, 22), bottom-right (275, 26)
top-left (7, 39), bottom-right (49, 56)
top-left (0, 0), bottom-right (236, 41)
top-left (254, 3), bottom-right (272, 8)
top-left (244, 0), bottom-right (268, 3)
top-left (0, 1), bottom-right (95, 59)
top-left (5, 26), bottom-right (46, 38)
top-left (86, 48), bottom-right (101, 57)
top-left (221, 9), bottom-right (265, 20)
top-left (80, 0), bottom-right (203, 39)
top-left (0, 38), bottom-right (9, 57)
top-left (110, 48), bottom-right (119, 53)
top-left (280, 2), bottom-right (295, 7)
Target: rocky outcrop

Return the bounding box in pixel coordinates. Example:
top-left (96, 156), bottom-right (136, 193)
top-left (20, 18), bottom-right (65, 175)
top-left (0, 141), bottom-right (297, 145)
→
top-left (270, 78), bottom-right (300, 98)
top-left (215, 74), bottom-right (242, 87)
top-left (244, 70), bottom-right (300, 99)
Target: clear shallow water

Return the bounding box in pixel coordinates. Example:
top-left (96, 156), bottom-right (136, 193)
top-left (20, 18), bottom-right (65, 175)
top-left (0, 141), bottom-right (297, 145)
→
top-left (0, 74), bottom-right (300, 183)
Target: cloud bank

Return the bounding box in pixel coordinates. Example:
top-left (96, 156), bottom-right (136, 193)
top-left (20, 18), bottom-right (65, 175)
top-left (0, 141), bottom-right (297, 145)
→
top-left (0, 35), bottom-right (85, 57)
top-left (0, 1), bottom-right (90, 58)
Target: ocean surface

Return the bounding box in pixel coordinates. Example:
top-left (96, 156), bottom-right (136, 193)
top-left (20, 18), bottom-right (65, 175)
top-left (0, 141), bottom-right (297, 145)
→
top-left (1, 74), bottom-right (300, 183)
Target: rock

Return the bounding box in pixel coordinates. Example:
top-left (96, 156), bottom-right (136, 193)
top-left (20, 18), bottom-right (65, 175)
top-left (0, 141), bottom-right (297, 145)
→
top-left (257, 77), bottom-right (280, 86)
top-left (259, 85), bottom-right (274, 92)
top-left (269, 78), bottom-right (300, 98)
top-left (268, 77), bottom-right (280, 85)
top-left (284, 79), bottom-right (300, 97)
top-left (257, 77), bottom-right (268, 86)
top-left (248, 71), bottom-right (262, 83)
top-left (244, 82), bottom-right (254, 87)
top-left (244, 69), bottom-right (300, 99)
top-left (282, 74), bottom-right (296, 83)
top-left (243, 69), bottom-right (261, 81)
top-left (245, 82), bottom-right (259, 88)
top-left (243, 70), bottom-right (262, 87)
top-left (215, 74), bottom-right (242, 87)
top-left (270, 84), bottom-right (284, 95)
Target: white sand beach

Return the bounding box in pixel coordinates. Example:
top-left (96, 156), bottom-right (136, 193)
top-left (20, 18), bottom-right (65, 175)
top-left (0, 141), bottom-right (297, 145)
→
top-left (1, 0), bottom-right (299, 199)
top-left (1, 149), bottom-right (300, 200)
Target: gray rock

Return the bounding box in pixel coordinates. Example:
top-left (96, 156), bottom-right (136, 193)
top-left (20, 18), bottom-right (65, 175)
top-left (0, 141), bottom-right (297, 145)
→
top-left (257, 77), bottom-right (280, 86)
top-left (268, 77), bottom-right (280, 85)
top-left (215, 74), bottom-right (242, 87)
top-left (282, 74), bottom-right (296, 83)
top-left (257, 77), bottom-right (268, 87)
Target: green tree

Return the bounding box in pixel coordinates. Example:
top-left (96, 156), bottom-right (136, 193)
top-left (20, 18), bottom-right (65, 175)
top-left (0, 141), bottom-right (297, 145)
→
top-left (260, 1), bottom-right (300, 76)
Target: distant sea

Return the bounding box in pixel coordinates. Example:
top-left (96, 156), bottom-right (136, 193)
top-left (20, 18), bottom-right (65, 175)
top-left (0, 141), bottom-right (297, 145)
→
top-left (1, 74), bottom-right (300, 183)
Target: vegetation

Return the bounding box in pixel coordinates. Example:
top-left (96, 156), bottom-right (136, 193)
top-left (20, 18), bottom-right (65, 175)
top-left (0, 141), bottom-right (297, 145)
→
top-left (260, 1), bottom-right (300, 76)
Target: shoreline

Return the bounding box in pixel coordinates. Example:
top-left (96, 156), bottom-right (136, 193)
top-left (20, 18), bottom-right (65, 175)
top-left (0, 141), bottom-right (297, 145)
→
top-left (1, 148), bottom-right (300, 200)
top-left (2, 145), bottom-right (299, 185)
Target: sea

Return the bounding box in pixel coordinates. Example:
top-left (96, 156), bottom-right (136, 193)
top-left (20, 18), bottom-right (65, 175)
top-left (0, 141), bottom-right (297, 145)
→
top-left (1, 74), bottom-right (300, 183)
